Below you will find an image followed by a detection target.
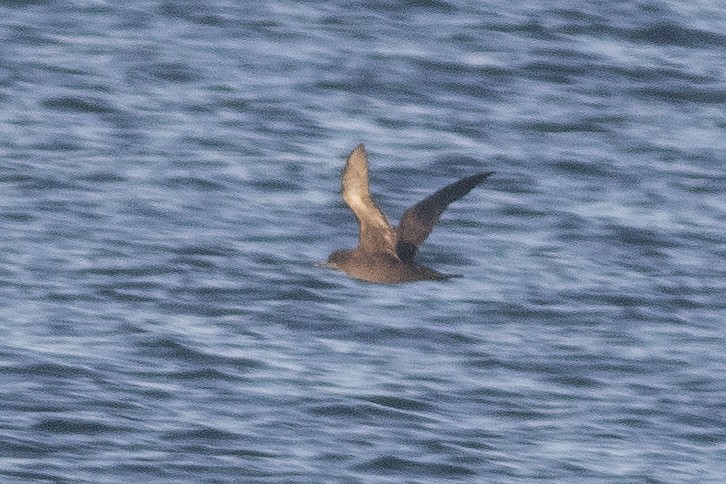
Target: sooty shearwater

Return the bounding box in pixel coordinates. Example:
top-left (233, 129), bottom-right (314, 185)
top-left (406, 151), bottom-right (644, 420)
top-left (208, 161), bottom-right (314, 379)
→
top-left (326, 144), bottom-right (493, 283)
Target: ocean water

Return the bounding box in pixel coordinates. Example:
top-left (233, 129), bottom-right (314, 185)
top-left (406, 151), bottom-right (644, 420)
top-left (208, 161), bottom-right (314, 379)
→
top-left (1, 1), bottom-right (725, 482)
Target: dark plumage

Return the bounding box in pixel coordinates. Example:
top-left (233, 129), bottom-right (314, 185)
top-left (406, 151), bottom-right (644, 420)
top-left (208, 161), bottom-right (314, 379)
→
top-left (326, 144), bottom-right (492, 283)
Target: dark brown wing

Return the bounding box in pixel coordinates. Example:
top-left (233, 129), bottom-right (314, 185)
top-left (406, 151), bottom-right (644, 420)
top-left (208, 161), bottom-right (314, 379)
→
top-left (396, 172), bottom-right (493, 262)
top-left (341, 144), bottom-right (397, 255)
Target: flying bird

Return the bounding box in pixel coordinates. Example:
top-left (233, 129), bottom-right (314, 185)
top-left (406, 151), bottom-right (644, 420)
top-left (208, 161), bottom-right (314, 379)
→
top-left (326, 144), bottom-right (492, 283)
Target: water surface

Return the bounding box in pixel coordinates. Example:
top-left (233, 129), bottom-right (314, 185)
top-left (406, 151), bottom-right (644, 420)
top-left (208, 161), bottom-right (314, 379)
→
top-left (1, 1), bottom-right (725, 482)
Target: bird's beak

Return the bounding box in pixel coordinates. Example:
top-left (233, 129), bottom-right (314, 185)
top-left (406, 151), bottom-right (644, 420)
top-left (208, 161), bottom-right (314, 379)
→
top-left (314, 261), bottom-right (335, 269)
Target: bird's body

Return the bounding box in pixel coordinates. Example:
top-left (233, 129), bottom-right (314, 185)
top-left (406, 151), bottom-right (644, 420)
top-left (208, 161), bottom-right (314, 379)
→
top-left (326, 144), bottom-right (492, 284)
top-left (327, 248), bottom-right (449, 283)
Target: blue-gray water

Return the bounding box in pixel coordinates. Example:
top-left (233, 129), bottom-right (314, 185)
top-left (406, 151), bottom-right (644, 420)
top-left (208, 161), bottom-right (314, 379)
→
top-left (1, 1), bottom-right (725, 482)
